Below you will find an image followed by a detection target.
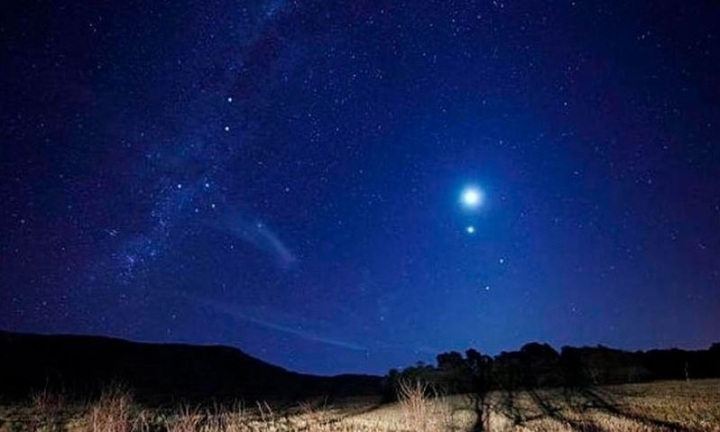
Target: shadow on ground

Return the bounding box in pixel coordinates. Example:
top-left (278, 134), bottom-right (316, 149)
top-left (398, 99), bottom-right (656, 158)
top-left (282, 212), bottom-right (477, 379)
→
top-left (487, 386), bottom-right (702, 432)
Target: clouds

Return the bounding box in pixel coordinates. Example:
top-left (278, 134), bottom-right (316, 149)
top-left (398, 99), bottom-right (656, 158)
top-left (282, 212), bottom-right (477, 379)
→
top-left (215, 210), bottom-right (297, 269)
top-left (177, 289), bottom-right (442, 361)
top-left (184, 293), bottom-right (367, 352)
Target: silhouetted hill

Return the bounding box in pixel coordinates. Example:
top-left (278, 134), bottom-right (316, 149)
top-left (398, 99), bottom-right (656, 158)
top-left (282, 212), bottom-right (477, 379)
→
top-left (0, 331), bottom-right (382, 404)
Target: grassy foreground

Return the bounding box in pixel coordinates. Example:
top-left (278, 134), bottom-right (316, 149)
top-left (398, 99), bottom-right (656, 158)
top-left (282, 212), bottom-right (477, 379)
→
top-left (1, 379), bottom-right (719, 431)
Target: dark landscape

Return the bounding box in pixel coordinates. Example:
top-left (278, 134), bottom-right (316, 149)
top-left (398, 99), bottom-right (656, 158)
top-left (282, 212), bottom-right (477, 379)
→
top-left (0, 331), bottom-right (382, 404)
top-left (3, 330), bottom-right (720, 406)
top-left (2, 331), bottom-right (720, 430)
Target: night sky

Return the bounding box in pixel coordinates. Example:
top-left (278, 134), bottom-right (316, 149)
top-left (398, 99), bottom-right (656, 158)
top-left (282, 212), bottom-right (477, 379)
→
top-left (1, 1), bottom-right (719, 375)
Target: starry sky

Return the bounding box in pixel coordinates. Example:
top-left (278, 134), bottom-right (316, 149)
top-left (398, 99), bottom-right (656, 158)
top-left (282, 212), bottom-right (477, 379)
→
top-left (1, 1), bottom-right (719, 375)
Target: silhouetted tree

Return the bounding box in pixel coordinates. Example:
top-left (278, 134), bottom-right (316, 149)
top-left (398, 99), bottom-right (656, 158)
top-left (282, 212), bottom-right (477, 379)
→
top-left (519, 343), bottom-right (562, 388)
top-left (465, 349), bottom-right (492, 431)
top-left (384, 361), bottom-right (439, 400)
top-left (381, 368), bottom-right (401, 402)
top-left (560, 346), bottom-right (588, 388)
top-left (492, 351), bottom-right (523, 392)
top-left (465, 349), bottom-right (492, 389)
top-left (436, 351), bottom-right (471, 394)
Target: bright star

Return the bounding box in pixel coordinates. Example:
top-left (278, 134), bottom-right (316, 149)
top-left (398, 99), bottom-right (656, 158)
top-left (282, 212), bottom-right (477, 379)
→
top-left (466, 225), bottom-right (475, 234)
top-left (460, 186), bottom-right (484, 209)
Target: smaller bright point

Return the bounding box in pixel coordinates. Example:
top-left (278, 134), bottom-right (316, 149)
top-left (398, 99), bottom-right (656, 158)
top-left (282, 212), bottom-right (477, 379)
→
top-left (466, 225), bottom-right (475, 234)
top-left (227, 97), bottom-right (233, 103)
top-left (224, 126), bottom-right (230, 132)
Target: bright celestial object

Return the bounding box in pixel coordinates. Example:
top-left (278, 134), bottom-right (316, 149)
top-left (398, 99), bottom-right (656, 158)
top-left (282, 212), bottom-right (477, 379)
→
top-left (466, 225), bottom-right (475, 234)
top-left (460, 186), bottom-right (484, 209)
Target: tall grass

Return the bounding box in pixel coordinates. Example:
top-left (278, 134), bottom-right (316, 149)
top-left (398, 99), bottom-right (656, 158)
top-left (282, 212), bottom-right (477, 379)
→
top-left (30, 387), bottom-right (65, 431)
top-left (89, 386), bottom-right (133, 432)
top-left (396, 378), bottom-right (452, 431)
top-left (167, 406), bottom-right (202, 432)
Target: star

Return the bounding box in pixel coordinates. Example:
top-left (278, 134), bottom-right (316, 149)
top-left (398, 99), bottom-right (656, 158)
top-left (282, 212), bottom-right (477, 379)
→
top-left (460, 186), bottom-right (484, 209)
top-left (466, 225), bottom-right (475, 234)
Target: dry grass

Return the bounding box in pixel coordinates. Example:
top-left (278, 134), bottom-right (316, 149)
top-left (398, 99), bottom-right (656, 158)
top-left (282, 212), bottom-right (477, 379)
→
top-left (477, 381), bottom-right (720, 432)
top-left (395, 378), bottom-right (452, 431)
top-left (29, 388), bottom-right (66, 431)
top-left (88, 387), bottom-right (134, 432)
top-left (1, 379), bottom-right (719, 431)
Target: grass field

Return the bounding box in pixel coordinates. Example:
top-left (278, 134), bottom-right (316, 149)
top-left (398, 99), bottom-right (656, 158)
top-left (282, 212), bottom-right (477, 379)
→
top-left (1, 379), bottom-right (719, 431)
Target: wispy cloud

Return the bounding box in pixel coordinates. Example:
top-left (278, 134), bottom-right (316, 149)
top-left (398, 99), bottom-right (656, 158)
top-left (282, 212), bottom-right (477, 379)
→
top-left (212, 209), bottom-right (297, 269)
top-left (183, 293), bottom-right (366, 352)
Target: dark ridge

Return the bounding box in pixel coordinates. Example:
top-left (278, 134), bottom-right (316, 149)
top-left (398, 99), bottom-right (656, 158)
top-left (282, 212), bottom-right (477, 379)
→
top-left (0, 330), bottom-right (382, 405)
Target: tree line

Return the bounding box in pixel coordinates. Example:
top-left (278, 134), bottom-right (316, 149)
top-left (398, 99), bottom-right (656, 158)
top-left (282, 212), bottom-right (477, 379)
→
top-left (383, 342), bottom-right (720, 399)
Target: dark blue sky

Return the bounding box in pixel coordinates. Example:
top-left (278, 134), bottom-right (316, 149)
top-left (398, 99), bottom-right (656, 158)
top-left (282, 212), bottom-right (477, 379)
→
top-left (1, 0), bottom-right (719, 375)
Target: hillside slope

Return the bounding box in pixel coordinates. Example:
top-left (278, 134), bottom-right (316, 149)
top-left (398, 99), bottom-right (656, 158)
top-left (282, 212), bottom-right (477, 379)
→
top-left (0, 331), bottom-right (381, 404)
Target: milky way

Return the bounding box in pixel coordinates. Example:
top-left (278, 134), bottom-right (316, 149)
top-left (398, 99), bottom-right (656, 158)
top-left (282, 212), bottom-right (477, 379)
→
top-left (98, 1), bottom-right (299, 285)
